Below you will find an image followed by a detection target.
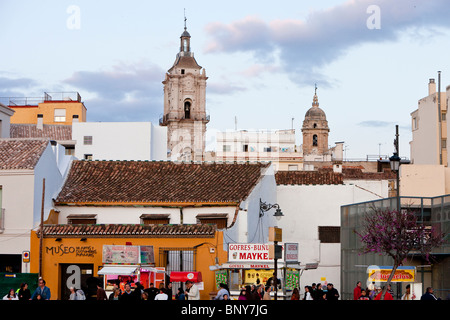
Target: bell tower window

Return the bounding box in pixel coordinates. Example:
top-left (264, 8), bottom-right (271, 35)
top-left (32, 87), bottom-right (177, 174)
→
top-left (184, 101), bottom-right (191, 119)
top-left (313, 134), bottom-right (318, 146)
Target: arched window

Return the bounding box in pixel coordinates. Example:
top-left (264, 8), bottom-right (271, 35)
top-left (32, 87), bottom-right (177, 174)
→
top-left (184, 101), bottom-right (191, 119)
top-left (313, 134), bottom-right (318, 146)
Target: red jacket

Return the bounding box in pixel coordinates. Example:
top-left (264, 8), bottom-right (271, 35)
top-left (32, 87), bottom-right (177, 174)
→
top-left (353, 286), bottom-right (361, 300)
top-left (375, 291), bottom-right (393, 300)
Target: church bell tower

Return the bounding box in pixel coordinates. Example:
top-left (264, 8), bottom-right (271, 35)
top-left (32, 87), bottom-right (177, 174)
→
top-left (160, 17), bottom-right (209, 161)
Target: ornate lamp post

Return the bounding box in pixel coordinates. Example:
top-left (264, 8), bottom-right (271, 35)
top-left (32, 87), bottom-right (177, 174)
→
top-left (389, 125), bottom-right (401, 211)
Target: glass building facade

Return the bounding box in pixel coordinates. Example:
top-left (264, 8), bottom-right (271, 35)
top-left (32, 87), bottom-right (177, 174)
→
top-left (341, 195), bottom-right (450, 300)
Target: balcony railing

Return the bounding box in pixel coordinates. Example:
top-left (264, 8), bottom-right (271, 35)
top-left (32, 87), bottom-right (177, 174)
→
top-left (159, 112), bottom-right (210, 125)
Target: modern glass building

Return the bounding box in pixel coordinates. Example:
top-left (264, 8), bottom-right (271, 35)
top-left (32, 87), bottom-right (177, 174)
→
top-left (341, 195), bottom-right (450, 300)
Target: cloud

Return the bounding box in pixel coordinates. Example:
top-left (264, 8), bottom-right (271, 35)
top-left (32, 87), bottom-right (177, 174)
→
top-left (63, 61), bottom-right (166, 122)
top-left (203, 0), bottom-right (450, 87)
top-left (358, 120), bottom-right (393, 128)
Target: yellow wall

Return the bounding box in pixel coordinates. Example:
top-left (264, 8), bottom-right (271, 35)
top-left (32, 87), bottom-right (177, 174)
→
top-left (30, 230), bottom-right (227, 300)
top-left (10, 101), bottom-right (86, 125)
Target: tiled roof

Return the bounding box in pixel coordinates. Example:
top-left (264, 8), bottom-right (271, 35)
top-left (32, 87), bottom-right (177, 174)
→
top-left (10, 123), bottom-right (72, 141)
top-left (55, 160), bottom-right (270, 205)
top-left (39, 224), bottom-right (216, 238)
top-left (275, 171), bottom-right (343, 185)
top-left (320, 167), bottom-right (396, 180)
top-left (0, 139), bottom-right (49, 170)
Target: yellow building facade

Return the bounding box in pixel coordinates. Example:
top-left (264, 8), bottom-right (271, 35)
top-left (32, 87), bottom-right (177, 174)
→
top-left (30, 224), bottom-right (227, 300)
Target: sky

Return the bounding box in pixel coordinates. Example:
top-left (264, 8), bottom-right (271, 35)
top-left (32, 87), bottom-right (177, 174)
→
top-left (1, 0), bottom-right (450, 159)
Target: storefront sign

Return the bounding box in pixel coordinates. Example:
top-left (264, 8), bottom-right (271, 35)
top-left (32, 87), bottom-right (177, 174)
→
top-left (367, 266), bottom-right (416, 282)
top-left (284, 243), bottom-right (299, 263)
top-left (228, 243), bottom-right (285, 262)
top-left (46, 245), bottom-right (97, 257)
top-left (102, 245), bottom-right (155, 264)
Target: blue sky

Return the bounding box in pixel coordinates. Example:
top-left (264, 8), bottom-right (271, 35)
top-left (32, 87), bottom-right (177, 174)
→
top-left (1, 0), bottom-right (450, 159)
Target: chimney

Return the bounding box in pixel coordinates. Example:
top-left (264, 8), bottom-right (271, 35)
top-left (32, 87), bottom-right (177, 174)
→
top-left (72, 114), bottom-right (79, 123)
top-left (37, 114), bottom-right (43, 130)
top-left (429, 78), bottom-right (436, 96)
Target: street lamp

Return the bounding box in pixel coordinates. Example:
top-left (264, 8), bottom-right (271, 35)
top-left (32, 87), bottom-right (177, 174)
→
top-left (389, 125), bottom-right (401, 211)
top-left (260, 199), bottom-right (284, 220)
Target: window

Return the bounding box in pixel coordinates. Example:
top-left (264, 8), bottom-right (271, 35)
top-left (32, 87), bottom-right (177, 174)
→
top-left (288, 165), bottom-right (298, 171)
top-left (197, 214), bottom-right (228, 229)
top-left (83, 136), bottom-right (93, 145)
top-left (442, 112), bottom-right (446, 121)
top-left (67, 214), bottom-right (97, 225)
top-left (64, 146), bottom-right (75, 156)
top-left (318, 226), bottom-right (340, 243)
top-left (243, 144), bottom-right (249, 152)
top-left (184, 101), bottom-right (191, 119)
top-left (223, 145), bottom-right (231, 152)
top-left (264, 147), bottom-right (272, 152)
top-left (84, 154), bottom-right (93, 160)
top-left (54, 109), bottom-right (66, 122)
top-left (412, 117), bottom-right (418, 130)
top-left (313, 135), bottom-right (318, 146)
top-left (442, 139), bottom-right (447, 149)
top-left (140, 214), bottom-right (170, 225)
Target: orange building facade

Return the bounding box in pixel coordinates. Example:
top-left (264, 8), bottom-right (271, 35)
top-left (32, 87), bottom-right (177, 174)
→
top-left (29, 224), bottom-right (227, 300)
top-left (8, 92), bottom-right (87, 125)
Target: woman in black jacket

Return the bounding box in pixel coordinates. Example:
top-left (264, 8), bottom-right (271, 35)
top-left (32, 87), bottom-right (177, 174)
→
top-left (18, 283), bottom-right (31, 301)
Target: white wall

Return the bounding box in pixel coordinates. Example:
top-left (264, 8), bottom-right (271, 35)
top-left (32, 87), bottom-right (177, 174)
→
top-left (72, 122), bottom-right (167, 161)
top-left (275, 180), bottom-right (389, 296)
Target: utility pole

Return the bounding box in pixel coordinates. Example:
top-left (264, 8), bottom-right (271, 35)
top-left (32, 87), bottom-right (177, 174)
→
top-left (39, 178), bottom-right (45, 278)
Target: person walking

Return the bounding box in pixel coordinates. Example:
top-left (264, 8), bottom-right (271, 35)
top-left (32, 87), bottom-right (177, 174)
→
top-left (185, 280), bottom-right (200, 300)
top-left (31, 278), bottom-right (51, 300)
top-left (353, 281), bottom-right (362, 300)
top-left (314, 283), bottom-right (324, 300)
top-left (154, 288), bottom-right (169, 300)
top-left (325, 283), bottom-right (339, 300)
top-left (303, 286), bottom-right (313, 300)
top-left (18, 283), bottom-right (31, 301)
top-left (175, 287), bottom-right (185, 300)
top-left (96, 284), bottom-right (108, 300)
top-left (421, 287), bottom-right (439, 300)
top-left (214, 283), bottom-right (230, 300)
top-left (401, 284), bottom-right (416, 300)
top-left (291, 288), bottom-right (300, 300)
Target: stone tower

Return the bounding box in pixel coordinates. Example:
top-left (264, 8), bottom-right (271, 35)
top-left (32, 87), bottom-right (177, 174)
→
top-left (302, 87), bottom-right (330, 156)
top-left (160, 20), bottom-right (209, 161)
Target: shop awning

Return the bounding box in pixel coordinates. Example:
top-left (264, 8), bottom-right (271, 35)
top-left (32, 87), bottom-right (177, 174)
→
top-left (170, 271), bottom-right (202, 283)
top-left (97, 266), bottom-right (138, 275)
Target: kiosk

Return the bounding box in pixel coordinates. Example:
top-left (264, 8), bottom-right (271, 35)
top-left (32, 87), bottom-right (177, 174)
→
top-left (213, 243), bottom-right (300, 300)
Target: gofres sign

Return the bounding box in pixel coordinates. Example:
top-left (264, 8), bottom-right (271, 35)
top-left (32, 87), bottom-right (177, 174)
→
top-left (228, 243), bottom-right (298, 263)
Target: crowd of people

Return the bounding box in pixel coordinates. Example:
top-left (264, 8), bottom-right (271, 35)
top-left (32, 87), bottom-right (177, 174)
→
top-left (2, 277), bottom-right (445, 301)
top-left (352, 281), bottom-right (443, 301)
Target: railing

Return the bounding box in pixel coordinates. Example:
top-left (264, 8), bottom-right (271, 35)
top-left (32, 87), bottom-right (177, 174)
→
top-left (0, 92), bottom-right (82, 106)
top-left (159, 112), bottom-right (210, 125)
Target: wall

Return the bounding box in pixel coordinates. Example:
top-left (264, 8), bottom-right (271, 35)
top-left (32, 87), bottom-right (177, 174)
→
top-left (10, 101), bottom-right (86, 125)
top-left (72, 122), bottom-right (167, 161)
top-left (400, 164), bottom-right (449, 197)
top-left (29, 230), bottom-right (227, 300)
top-left (275, 180), bottom-right (390, 296)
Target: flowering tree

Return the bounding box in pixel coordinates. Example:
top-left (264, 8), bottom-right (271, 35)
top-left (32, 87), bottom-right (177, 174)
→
top-left (355, 208), bottom-right (446, 300)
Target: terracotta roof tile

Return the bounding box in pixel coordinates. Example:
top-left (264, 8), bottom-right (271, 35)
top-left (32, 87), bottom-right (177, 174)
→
top-left (0, 139), bottom-right (49, 170)
top-left (39, 224), bottom-right (216, 238)
top-left (10, 124), bottom-right (72, 141)
top-left (319, 167), bottom-right (396, 180)
top-left (55, 160), bottom-right (269, 205)
top-left (275, 170), bottom-right (343, 185)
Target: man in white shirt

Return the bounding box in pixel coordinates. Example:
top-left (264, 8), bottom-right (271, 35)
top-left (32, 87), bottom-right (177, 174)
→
top-left (185, 280), bottom-right (200, 300)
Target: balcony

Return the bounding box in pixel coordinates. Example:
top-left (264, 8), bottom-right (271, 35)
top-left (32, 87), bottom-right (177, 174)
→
top-left (0, 91), bottom-right (82, 106)
top-left (159, 111), bottom-right (210, 126)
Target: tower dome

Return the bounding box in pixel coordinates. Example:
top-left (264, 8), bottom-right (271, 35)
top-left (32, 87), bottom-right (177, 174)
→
top-left (301, 86), bottom-right (330, 156)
